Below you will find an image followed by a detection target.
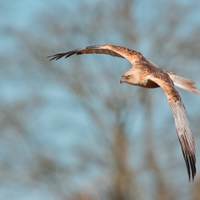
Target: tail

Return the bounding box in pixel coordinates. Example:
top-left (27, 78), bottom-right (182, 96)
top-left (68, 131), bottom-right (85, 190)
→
top-left (167, 72), bottom-right (200, 96)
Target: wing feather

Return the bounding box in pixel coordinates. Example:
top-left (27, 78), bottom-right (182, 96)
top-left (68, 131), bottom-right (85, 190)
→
top-left (149, 75), bottom-right (196, 181)
top-left (47, 44), bottom-right (138, 64)
top-left (169, 100), bottom-right (196, 181)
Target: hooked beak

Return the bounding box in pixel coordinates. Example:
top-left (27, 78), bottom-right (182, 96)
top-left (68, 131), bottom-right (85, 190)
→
top-left (120, 77), bottom-right (126, 84)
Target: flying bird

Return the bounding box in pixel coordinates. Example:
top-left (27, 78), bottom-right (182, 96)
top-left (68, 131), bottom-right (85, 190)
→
top-left (47, 44), bottom-right (199, 181)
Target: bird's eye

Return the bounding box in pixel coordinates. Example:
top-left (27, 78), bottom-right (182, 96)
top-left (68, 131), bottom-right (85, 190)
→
top-left (126, 75), bottom-right (131, 79)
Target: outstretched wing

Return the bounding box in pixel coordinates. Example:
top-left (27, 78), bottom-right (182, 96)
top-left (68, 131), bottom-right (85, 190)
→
top-left (149, 75), bottom-right (196, 181)
top-left (47, 44), bottom-right (140, 64)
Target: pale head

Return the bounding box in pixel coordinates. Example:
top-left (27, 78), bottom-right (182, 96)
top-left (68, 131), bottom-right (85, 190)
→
top-left (120, 69), bottom-right (137, 85)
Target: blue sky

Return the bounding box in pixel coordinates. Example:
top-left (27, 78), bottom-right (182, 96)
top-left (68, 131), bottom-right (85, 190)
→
top-left (1, 0), bottom-right (200, 199)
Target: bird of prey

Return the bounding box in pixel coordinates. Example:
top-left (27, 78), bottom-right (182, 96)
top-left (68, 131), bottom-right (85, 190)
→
top-left (47, 44), bottom-right (199, 181)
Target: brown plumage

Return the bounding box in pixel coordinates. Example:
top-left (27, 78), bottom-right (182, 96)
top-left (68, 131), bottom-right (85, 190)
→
top-left (47, 44), bottom-right (199, 181)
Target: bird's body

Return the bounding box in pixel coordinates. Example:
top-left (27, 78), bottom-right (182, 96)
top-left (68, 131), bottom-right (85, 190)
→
top-left (48, 44), bottom-right (199, 181)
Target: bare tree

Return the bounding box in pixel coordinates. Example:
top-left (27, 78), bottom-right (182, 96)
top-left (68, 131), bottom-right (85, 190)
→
top-left (0, 0), bottom-right (200, 200)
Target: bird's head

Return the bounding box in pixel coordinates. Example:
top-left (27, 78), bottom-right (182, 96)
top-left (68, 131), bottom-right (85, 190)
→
top-left (120, 70), bottom-right (136, 85)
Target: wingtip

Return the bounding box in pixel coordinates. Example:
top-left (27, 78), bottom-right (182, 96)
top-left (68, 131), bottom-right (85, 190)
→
top-left (186, 153), bottom-right (196, 182)
top-left (46, 55), bottom-right (55, 61)
top-left (189, 173), bottom-right (196, 182)
top-left (191, 170), bottom-right (196, 182)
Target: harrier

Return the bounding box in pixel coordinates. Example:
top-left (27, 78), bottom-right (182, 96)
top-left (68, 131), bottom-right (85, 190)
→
top-left (47, 44), bottom-right (199, 181)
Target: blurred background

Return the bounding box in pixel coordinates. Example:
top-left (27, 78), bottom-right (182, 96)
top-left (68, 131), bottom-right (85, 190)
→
top-left (1, 0), bottom-right (200, 199)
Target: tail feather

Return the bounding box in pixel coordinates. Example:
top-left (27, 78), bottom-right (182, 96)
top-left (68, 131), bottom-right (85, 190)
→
top-left (167, 73), bottom-right (200, 96)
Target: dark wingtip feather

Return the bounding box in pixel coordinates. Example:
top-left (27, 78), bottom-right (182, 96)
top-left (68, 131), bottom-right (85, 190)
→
top-left (47, 49), bottom-right (82, 61)
top-left (47, 54), bottom-right (62, 61)
top-left (169, 100), bottom-right (196, 182)
top-left (46, 55), bottom-right (55, 61)
top-left (179, 134), bottom-right (196, 182)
